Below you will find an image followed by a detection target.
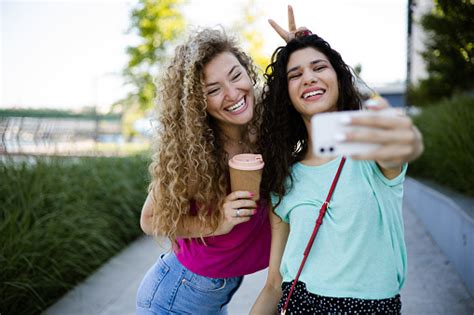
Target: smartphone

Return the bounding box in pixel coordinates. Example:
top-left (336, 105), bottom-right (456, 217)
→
top-left (311, 109), bottom-right (398, 157)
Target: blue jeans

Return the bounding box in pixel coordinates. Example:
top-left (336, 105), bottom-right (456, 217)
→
top-left (136, 252), bottom-right (243, 314)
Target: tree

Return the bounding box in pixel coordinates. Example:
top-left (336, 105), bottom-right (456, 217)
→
top-left (123, 0), bottom-right (186, 111)
top-left (232, 0), bottom-right (269, 76)
top-left (353, 63), bottom-right (363, 76)
top-left (408, 0), bottom-right (474, 105)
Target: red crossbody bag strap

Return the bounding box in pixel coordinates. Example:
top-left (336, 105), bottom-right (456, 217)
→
top-left (281, 156), bottom-right (346, 315)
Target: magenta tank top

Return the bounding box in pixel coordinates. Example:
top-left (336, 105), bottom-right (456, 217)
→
top-left (175, 199), bottom-right (271, 278)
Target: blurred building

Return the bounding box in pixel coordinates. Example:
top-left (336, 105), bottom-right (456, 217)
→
top-left (407, 0), bottom-right (434, 85)
top-left (374, 83), bottom-right (406, 108)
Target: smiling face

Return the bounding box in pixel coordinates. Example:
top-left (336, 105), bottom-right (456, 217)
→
top-left (286, 47), bottom-right (339, 122)
top-left (203, 51), bottom-right (255, 131)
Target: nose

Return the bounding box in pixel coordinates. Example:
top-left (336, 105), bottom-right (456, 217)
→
top-left (302, 69), bottom-right (318, 85)
top-left (224, 83), bottom-right (239, 101)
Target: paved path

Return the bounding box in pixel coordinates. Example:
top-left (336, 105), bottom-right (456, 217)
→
top-left (44, 201), bottom-right (474, 315)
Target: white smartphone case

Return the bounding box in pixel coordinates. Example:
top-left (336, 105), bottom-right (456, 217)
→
top-left (311, 109), bottom-right (398, 157)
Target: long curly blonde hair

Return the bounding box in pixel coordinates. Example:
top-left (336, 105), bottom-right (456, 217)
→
top-left (149, 27), bottom-right (260, 245)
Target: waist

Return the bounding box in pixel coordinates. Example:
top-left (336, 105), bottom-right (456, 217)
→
top-left (176, 201), bottom-right (271, 277)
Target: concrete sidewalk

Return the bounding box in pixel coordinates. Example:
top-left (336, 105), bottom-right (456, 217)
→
top-left (44, 202), bottom-right (474, 315)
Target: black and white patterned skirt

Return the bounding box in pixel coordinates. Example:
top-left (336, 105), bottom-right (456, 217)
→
top-left (277, 281), bottom-right (401, 314)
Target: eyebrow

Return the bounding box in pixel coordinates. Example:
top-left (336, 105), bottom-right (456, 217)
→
top-left (205, 65), bottom-right (240, 87)
top-left (287, 59), bottom-right (327, 75)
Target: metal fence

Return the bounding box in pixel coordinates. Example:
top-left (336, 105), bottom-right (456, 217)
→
top-left (0, 110), bottom-right (122, 156)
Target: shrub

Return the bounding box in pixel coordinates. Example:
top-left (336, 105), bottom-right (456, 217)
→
top-left (0, 155), bottom-right (149, 314)
top-left (409, 94), bottom-right (474, 196)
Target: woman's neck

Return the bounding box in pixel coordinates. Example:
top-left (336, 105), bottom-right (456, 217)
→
top-left (220, 124), bottom-right (252, 158)
top-left (301, 154), bottom-right (337, 166)
top-left (220, 124), bottom-right (247, 144)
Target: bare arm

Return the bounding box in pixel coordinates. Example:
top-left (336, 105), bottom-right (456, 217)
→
top-left (139, 193), bottom-right (155, 235)
top-left (250, 208), bottom-right (289, 314)
top-left (375, 124), bottom-right (423, 179)
top-left (140, 191), bottom-right (256, 238)
top-left (348, 102), bottom-right (424, 179)
top-left (140, 195), bottom-right (216, 237)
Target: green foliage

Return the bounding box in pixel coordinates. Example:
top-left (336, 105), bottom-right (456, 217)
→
top-left (353, 63), bottom-right (363, 76)
top-left (409, 94), bottom-right (474, 196)
top-left (0, 155), bottom-right (149, 314)
top-left (232, 0), bottom-right (269, 76)
top-left (123, 0), bottom-right (186, 111)
top-left (408, 0), bottom-right (474, 105)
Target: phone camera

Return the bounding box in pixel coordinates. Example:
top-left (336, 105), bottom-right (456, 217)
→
top-left (329, 147), bottom-right (334, 152)
top-left (319, 147), bottom-right (325, 153)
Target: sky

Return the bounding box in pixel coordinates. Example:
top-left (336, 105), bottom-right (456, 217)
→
top-left (1, 0), bottom-right (408, 111)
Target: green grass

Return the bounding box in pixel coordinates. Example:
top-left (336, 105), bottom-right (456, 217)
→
top-left (0, 155), bottom-right (149, 314)
top-left (409, 93), bottom-right (474, 196)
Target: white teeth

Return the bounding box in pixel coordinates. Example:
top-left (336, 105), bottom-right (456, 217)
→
top-left (303, 90), bottom-right (324, 99)
top-left (226, 98), bottom-right (245, 112)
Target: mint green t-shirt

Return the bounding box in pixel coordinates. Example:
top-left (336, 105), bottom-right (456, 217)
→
top-left (272, 157), bottom-right (407, 299)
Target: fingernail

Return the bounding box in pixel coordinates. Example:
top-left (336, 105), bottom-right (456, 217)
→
top-left (340, 115), bottom-right (351, 124)
top-left (365, 99), bottom-right (379, 107)
top-left (249, 192), bottom-right (254, 197)
top-left (334, 133), bottom-right (346, 142)
top-left (252, 209), bottom-right (257, 215)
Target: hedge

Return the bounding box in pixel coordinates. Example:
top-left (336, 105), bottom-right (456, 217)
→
top-left (409, 94), bottom-right (474, 196)
top-left (0, 155), bottom-right (149, 314)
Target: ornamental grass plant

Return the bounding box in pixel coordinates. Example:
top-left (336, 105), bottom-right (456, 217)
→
top-left (409, 93), bottom-right (474, 196)
top-left (0, 155), bottom-right (149, 314)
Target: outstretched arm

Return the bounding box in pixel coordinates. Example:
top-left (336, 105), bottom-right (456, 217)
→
top-left (250, 208), bottom-right (289, 314)
top-left (347, 102), bottom-right (424, 179)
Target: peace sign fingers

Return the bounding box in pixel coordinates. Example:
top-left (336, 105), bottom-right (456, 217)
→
top-left (268, 5), bottom-right (312, 43)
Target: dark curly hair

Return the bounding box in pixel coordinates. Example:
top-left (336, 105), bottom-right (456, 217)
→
top-left (259, 34), bottom-right (362, 206)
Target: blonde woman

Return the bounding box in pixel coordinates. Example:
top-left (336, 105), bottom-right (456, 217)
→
top-left (136, 28), bottom-right (271, 314)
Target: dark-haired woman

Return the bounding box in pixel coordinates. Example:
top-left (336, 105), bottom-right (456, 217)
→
top-left (252, 30), bottom-right (423, 314)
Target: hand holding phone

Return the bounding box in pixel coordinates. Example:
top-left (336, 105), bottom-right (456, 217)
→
top-left (311, 109), bottom-right (399, 157)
